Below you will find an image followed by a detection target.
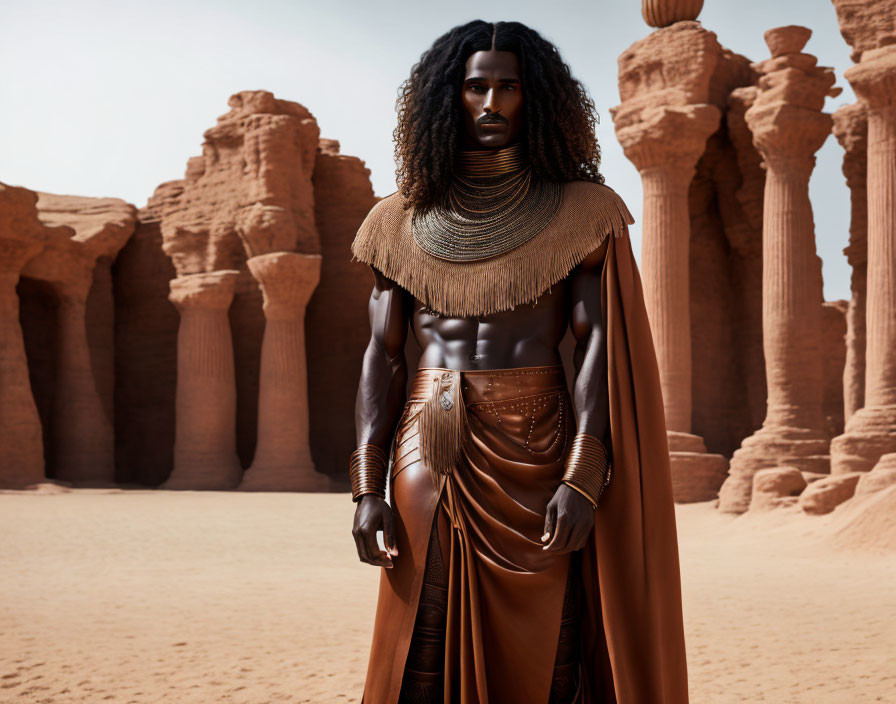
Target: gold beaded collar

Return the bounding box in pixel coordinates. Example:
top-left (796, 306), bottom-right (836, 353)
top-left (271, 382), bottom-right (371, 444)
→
top-left (412, 142), bottom-right (563, 262)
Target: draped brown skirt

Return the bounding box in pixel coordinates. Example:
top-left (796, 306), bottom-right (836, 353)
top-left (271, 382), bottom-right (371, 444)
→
top-left (361, 364), bottom-right (583, 703)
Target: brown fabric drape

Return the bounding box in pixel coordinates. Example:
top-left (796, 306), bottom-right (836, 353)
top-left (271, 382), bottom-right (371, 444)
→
top-left (357, 185), bottom-right (689, 703)
top-left (582, 217), bottom-right (689, 702)
top-left (364, 365), bottom-right (576, 703)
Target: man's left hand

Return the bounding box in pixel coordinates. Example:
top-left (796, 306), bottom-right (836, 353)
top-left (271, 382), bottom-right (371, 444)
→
top-left (541, 483), bottom-right (595, 553)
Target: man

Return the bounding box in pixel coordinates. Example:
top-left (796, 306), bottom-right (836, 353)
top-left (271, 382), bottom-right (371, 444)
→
top-left (349, 20), bottom-right (688, 704)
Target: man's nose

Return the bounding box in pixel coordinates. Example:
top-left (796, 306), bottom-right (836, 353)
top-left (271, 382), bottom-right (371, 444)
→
top-left (483, 87), bottom-right (497, 113)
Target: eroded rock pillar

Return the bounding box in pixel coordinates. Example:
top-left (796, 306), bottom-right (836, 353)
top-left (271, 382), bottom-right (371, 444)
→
top-left (719, 27), bottom-right (839, 512)
top-left (0, 239), bottom-right (46, 487)
top-left (833, 103), bottom-right (868, 423)
top-left (52, 271), bottom-right (115, 484)
top-left (163, 270), bottom-right (243, 489)
top-left (238, 252), bottom-right (328, 491)
top-left (615, 105), bottom-right (730, 501)
top-left (831, 46), bottom-right (896, 473)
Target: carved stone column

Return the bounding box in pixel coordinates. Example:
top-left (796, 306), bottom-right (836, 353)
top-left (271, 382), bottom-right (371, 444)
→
top-left (0, 237), bottom-right (47, 487)
top-left (163, 270), bottom-right (243, 489)
top-left (26, 193), bottom-right (136, 484)
top-left (238, 252), bottom-right (328, 491)
top-left (718, 27), bottom-right (839, 512)
top-left (52, 267), bottom-right (115, 484)
top-left (630, 113), bottom-right (718, 435)
top-left (831, 46), bottom-right (896, 474)
top-left (833, 104), bottom-right (868, 423)
top-left (614, 101), bottom-right (728, 500)
top-left (611, 21), bottom-right (731, 502)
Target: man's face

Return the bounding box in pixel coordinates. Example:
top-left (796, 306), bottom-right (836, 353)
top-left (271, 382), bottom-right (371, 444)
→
top-left (460, 50), bottom-right (523, 149)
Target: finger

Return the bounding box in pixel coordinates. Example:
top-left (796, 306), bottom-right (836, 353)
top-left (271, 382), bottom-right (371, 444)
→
top-left (567, 524), bottom-right (591, 553)
top-left (382, 509), bottom-right (398, 557)
top-left (544, 513), bottom-right (571, 552)
top-left (365, 529), bottom-right (393, 568)
top-left (578, 524), bottom-right (593, 550)
top-left (577, 519), bottom-right (596, 550)
top-left (354, 527), bottom-right (372, 565)
top-left (542, 501), bottom-right (557, 543)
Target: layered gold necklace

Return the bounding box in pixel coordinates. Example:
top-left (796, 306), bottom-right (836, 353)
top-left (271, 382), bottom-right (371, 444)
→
top-left (412, 142), bottom-right (563, 262)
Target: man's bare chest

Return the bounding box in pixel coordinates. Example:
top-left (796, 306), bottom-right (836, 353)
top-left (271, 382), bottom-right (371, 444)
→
top-left (410, 279), bottom-right (569, 344)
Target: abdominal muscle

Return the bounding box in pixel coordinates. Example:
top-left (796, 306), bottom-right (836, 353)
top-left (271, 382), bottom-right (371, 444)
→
top-left (412, 282), bottom-right (569, 371)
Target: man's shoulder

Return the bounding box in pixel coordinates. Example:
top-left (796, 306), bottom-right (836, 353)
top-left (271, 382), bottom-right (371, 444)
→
top-left (351, 190), bottom-right (414, 260)
top-left (362, 190), bottom-right (411, 224)
top-left (560, 179), bottom-right (634, 224)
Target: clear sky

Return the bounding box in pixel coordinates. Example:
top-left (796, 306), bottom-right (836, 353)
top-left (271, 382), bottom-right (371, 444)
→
top-left (2, 0), bottom-right (856, 300)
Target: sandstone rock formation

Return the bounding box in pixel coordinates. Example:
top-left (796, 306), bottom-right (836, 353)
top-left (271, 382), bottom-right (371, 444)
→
top-left (238, 252), bottom-right (325, 491)
top-left (0, 185), bottom-right (70, 487)
top-left (831, 0), bottom-right (896, 63)
top-left (854, 452), bottom-right (896, 497)
top-left (830, 0), bottom-right (896, 476)
top-left (821, 300), bottom-right (849, 439)
top-left (112, 184), bottom-right (180, 487)
top-left (109, 93), bottom-right (377, 491)
top-left (135, 90), bottom-right (330, 491)
top-left (26, 194), bottom-right (136, 485)
top-left (3, 8), bottom-right (891, 516)
top-left (306, 139), bottom-right (378, 484)
top-left (641, 0), bottom-right (704, 28)
top-left (799, 472), bottom-right (862, 514)
top-left (0, 185), bottom-right (136, 489)
top-left (611, 21), bottom-right (728, 501)
top-left (749, 466), bottom-right (807, 511)
top-left (718, 26), bottom-right (841, 513)
top-left (163, 270), bottom-right (243, 489)
top-left (690, 53), bottom-right (766, 461)
top-left (832, 103), bottom-right (868, 423)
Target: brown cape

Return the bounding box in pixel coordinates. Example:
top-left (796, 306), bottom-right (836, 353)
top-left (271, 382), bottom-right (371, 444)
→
top-left (352, 181), bottom-right (689, 703)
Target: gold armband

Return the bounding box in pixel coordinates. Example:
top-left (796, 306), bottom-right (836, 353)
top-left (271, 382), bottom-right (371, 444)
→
top-left (561, 432), bottom-right (612, 509)
top-left (349, 443), bottom-right (388, 502)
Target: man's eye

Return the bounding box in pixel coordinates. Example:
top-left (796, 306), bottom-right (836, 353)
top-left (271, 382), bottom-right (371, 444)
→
top-left (468, 85), bottom-right (485, 92)
top-left (503, 85), bottom-right (516, 90)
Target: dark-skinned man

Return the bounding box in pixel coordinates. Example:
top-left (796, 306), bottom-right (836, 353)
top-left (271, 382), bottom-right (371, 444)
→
top-left (348, 20), bottom-right (689, 704)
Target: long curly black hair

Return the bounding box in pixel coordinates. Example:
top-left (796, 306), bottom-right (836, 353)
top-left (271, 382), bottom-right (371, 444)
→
top-left (393, 20), bottom-right (605, 210)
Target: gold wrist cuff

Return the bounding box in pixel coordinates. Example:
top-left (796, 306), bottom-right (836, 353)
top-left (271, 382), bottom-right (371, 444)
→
top-left (562, 480), bottom-right (598, 509)
top-left (562, 432), bottom-right (612, 508)
top-left (350, 443), bottom-right (388, 502)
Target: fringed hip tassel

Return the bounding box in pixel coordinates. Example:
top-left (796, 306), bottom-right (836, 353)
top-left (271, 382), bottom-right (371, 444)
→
top-left (419, 370), bottom-right (468, 476)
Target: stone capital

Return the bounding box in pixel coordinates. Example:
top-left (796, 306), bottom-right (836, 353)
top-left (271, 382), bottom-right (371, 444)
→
top-left (754, 66), bottom-right (839, 112)
top-left (833, 103), bottom-right (868, 180)
top-left (845, 46), bottom-right (896, 110)
top-left (236, 203), bottom-right (299, 257)
top-left (247, 252), bottom-right (322, 319)
top-left (0, 236), bottom-right (46, 276)
top-left (168, 270), bottom-right (240, 311)
top-left (745, 104), bottom-right (832, 165)
top-left (55, 269), bottom-right (96, 307)
top-left (614, 104), bottom-right (721, 173)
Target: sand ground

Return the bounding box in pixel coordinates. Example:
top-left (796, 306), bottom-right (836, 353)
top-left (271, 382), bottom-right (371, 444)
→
top-left (1, 488), bottom-right (894, 703)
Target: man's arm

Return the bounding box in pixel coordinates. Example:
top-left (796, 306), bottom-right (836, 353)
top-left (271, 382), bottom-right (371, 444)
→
top-left (542, 238), bottom-right (610, 553)
top-left (568, 239), bottom-right (611, 441)
top-left (351, 266), bottom-right (411, 568)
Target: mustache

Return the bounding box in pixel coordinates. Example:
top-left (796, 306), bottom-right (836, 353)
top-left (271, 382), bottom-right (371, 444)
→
top-left (478, 113), bottom-right (507, 125)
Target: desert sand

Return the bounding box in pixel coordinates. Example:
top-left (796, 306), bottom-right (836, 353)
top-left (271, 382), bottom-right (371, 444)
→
top-left (1, 486), bottom-right (894, 703)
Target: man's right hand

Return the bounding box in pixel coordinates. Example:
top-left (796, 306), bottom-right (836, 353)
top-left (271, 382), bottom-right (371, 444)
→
top-left (352, 495), bottom-right (399, 568)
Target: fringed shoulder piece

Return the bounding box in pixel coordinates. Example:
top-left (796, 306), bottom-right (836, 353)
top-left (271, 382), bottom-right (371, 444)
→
top-left (350, 180), bottom-right (635, 318)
